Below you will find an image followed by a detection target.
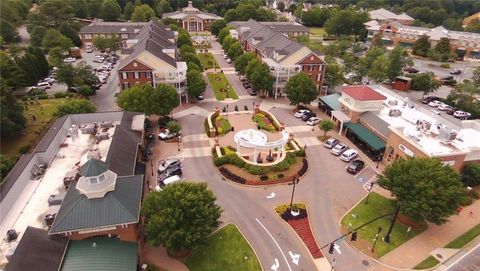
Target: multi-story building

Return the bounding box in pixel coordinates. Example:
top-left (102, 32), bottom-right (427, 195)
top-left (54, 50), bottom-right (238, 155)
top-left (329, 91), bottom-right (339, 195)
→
top-left (368, 8), bottom-right (414, 26)
top-left (162, 1), bottom-right (222, 32)
top-left (230, 19), bottom-right (326, 99)
top-left (79, 21), bottom-right (148, 49)
top-left (229, 21), bottom-right (310, 37)
top-left (365, 9), bottom-right (480, 58)
top-left (117, 21), bottom-right (188, 103)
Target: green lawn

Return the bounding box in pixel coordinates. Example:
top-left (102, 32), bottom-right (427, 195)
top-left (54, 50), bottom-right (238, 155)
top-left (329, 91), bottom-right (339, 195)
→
top-left (185, 224), bottom-right (261, 271)
top-left (414, 256), bottom-right (440, 270)
top-left (445, 223), bottom-right (480, 248)
top-left (309, 27), bottom-right (326, 36)
top-left (207, 73), bottom-right (239, 101)
top-left (341, 192), bottom-right (427, 257)
top-left (1, 98), bottom-right (68, 157)
top-left (198, 53), bottom-right (219, 69)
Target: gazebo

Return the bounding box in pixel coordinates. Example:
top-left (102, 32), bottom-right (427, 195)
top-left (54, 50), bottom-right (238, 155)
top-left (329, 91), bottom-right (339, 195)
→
top-left (234, 129), bottom-right (290, 165)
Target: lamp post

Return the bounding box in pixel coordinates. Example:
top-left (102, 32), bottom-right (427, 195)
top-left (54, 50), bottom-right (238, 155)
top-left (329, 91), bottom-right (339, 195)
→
top-left (226, 104), bottom-right (229, 120)
top-left (177, 132), bottom-right (182, 152)
top-left (365, 182), bottom-right (375, 205)
top-left (384, 205), bottom-right (401, 243)
top-left (371, 226), bottom-right (383, 252)
top-left (289, 177), bottom-right (299, 209)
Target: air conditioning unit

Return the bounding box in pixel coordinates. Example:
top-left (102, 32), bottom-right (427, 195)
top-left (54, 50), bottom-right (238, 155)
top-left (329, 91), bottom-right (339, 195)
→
top-left (416, 120), bottom-right (431, 131)
top-left (439, 127), bottom-right (457, 141)
top-left (389, 109), bottom-right (402, 117)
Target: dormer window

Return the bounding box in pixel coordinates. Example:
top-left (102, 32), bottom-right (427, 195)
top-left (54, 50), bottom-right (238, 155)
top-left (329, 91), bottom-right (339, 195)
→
top-left (99, 174), bottom-right (106, 182)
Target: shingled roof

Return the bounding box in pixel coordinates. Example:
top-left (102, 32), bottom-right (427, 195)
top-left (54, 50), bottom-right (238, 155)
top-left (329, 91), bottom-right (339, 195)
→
top-left (342, 85), bottom-right (387, 101)
top-left (49, 174), bottom-right (143, 234)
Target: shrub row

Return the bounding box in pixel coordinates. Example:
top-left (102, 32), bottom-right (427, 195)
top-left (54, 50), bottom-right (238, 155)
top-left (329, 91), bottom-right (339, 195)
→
top-left (297, 158), bottom-right (308, 177)
top-left (219, 167), bottom-right (246, 184)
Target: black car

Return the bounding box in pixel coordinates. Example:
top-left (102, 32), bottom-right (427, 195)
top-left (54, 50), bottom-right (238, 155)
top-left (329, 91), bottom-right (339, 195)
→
top-left (450, 69), bottom-right (461, 75)
top-left (404, 67), bottom-right (419, 73)
top-left (442, 79), bottom-right (457, 86)
top-left (242, 82), bottom-right (251, 88)
top-left (421, 96), bottom-right (440, 104)
top-left (441, 75), bottom-right (454, 81)
top-left (446, 107), bottom-right (457, 115)
top-left (157, 165), bottom-right (182, 182)
top-left (346, 160), bottom-right (365, 174)
top-left (301, 112), bottom-right (316, 121)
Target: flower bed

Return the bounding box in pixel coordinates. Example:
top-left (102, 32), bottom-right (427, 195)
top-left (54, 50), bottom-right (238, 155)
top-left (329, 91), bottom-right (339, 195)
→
top-left (214, 115), bottom-right (231, 135)
top-left (252, 113), bottom-right (276, 132)
top-left (276, 204), bottom-right (323, 259)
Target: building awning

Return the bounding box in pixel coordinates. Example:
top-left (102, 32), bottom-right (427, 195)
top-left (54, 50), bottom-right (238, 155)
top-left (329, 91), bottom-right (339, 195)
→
top-left (332, 110), bottom-right (351, 123)
top-left (345, 123), bottom-right (386, 151)
top-left (319, 94), bottom-right (340, 110)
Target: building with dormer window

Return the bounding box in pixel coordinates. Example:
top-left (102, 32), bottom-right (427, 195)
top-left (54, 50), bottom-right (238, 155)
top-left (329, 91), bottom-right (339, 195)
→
top-left (162, 1), bottom-right (222, 32)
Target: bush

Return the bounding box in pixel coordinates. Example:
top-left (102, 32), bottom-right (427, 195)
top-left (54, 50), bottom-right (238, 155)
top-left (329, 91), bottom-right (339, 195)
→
top-left (294, 149), bottom-right (306, 157)
top-left (79, 85), bottom-right (95, 97)
top-left (278, 173), bottom-right (285, 178)
top-left (216, 127), bottom-right (223, 134)
top-left (260, 175), bottom-right (269, 181)
top-left (54, 92), bottom-right (69, 98)
top-left (440, 63), bottom-right (450, 69)
top-left (246, 164), bottom-right (269, 175)
top-left (219, 167), bottom-right (246, 184)
top-left (459, 195), bottom-right (473, 206)
top-left (462, 164), bottom-right (480, 187)
top-left (297, 158), bottom-right (308, 176)
top-left (38, 94), bottom-right (49, 99)
top-left (19, 144), bottom-right (31, 154)
top-left (214, 153), bottom-right (246, 168)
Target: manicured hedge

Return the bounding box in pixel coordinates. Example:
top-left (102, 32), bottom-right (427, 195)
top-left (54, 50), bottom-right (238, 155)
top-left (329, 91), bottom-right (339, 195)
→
top-left (219, 167), bottom-right (246, 184)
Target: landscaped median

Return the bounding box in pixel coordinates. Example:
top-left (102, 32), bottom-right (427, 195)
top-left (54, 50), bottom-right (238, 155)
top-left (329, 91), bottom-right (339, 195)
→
top-left (340, 192), bottom-right (426, 258)
top-left (198, 52), bottom-right (219, 69)
top-left (184, 224), bottom-right (262, 271)
top-left (206, 73), bottom-right (239, 101)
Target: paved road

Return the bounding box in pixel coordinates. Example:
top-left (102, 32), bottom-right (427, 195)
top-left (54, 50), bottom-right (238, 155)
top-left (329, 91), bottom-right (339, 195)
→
top-left (444, 243), bottom-right (480, 271)
top-left (411, 57), bottom-right (477, 82)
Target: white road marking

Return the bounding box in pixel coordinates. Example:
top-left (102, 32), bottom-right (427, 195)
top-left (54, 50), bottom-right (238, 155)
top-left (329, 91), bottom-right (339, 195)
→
top-left (354, 166), bottom-right (369, 178)
top-left (271, 258), bottom-right (280, 271)
top-left (288, 251), bottom-right (301, 265)
top-left (334, 244), bottom-right (342, 254)
top-left (266, 192), bottom-right (276, 199)
top-left (256, 218), bottom-right (292, 271)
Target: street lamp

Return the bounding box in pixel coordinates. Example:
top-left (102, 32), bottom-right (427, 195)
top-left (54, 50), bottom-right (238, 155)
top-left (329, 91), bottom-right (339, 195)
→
top-left (365, 182), bottom-right (375, 205)
top-left (289, 177), bottom-right (299, 209)
top-left (177, 132), bottom-right (182, 152)
top-left (226, 104), bottom-right (229, 120)
top-left (371, 226), bottom-right (383, 252)
top-left (384, 206), bottom-right (401, 243)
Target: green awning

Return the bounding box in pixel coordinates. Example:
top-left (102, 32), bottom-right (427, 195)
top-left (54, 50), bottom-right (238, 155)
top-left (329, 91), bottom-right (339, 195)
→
top-left (345, 123), bottom-right (386, 151)
top-left (319, 94), bottom-right (340, 110)
top-left (61, 237), bottom-right (138, 271)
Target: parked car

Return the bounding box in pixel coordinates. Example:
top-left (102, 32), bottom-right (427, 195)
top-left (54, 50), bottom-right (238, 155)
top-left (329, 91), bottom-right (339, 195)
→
top-left (453, 110), bottom-right (472, 119)
top-left (438, 104), bottom-right (453, 111)
top-left (450, 69), bottom-right (462, 75)
top-left (404, 67), bottom-right (419, 73)
top-left (421, 96), bottom-right (440, 104)
top-left (239, 76), bottom-right (246, 82)
top-left (446, 107), bottom-right (457, 115)
top-left (43, 77), bottom-right (57, 84)
top-left (294, 109), bottom-right (310, 118)
top-left (301, 111), bottom-right (316, 121)
top-left (442, 79), bottom-right (457, 86)
top-left (36, 82), bottom-right (51, 90)
top-left (242, 82), bottom-right (251, 88)
top-left (158, 158), bottom-right (181, 174)
top-left (428, 100), bottom-right (445, 107)
top-left (306, 117), bottom-right (320, 126)
top-left (223, 54), bottom-right (228, 59)
top-left (340, 149), bottom-right (358, 162)
top-left (323, 137), bottom-right (339, 149)
top-left (247, 88), bottom-right (257, 96)
top-left (63, 57), bottom-right (76, 63)
top-left (441, 75), bottom-right (454, 81)
top-left (197, 94), bottom-right (204, 100)
top-left (158, 129), bottom-right (177, 141)
top-left (67, 87), bottom-right (79, 93)
top-left (331, 143), bottom-right (348, 156)
top-left (226, 58), bottom-right (232, 64)
top-left (155, 175), bottom-right (181, 191)
top-left (346, 160), bottom-right (365, 174)
top-left (157, 165), bottom-right (182, 182)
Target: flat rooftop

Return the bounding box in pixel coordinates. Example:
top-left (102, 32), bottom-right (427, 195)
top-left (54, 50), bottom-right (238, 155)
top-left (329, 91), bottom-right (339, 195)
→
top-left (370, 85), bottom-right (480, 156)
top-left (0, 123), bottom-right (119, 265)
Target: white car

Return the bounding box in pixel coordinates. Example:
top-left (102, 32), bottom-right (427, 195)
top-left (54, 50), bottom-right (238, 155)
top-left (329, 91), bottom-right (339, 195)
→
top-left (158, 158), bottom-right (181, 174)
top-left (428, 100), bottom-right (445, 107)
top-left (340, 149), bottom-right (358, 162)
top-left (453, 111), bottom-right (472, 119)
top-left (63, 57), bottom-right (76, 63)
top-left (155, 175), bottom-right (181, 191)
top-left (36, 81), bottom-right (51, 90)
top-left (438, 104), bottom-right (453, 111)
top-left (331, 143), bottom-right (348, 156)
top-left (306, 117), bottom-right (320, 126)
top-left (226, 58), bottom-right (232, 64)
top-left (294, 109), bottom-right (310, 118)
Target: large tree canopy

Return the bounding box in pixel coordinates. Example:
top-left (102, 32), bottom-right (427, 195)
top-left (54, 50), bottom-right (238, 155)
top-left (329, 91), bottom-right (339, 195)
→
top-left (245, 59), bottom-right (273, 97)
top-left (0, 79), bottom-right (26, 137)
top-left (186, 69), bottom-right (206, 98)
top-left (117, 83), bottom-right (179, 116)
top-left (131, 4), bottom-right (156, 22)
top-left (142, 182), bottom-right (222, 254)
top-left (54, 99), bottom-right (96, 117)
top-left (378, 158), bottom-right (466, 225)
top-left (234, 52), bottom-right (255, 75)
top-left (285, 72), bottom-right (318, 106)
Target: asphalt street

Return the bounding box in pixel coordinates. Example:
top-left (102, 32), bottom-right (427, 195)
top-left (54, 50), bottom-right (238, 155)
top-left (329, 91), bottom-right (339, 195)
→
top-left (444, 243), bottom-right (480, 271)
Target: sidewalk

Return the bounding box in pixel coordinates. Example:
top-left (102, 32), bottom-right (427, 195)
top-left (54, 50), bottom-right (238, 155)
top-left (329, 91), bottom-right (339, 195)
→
top-left (380, 197), bottom-right (480, 269)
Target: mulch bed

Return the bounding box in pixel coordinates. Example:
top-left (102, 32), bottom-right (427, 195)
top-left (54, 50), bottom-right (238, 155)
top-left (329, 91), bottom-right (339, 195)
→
top-left (282, 210), bottom-right (323, 259)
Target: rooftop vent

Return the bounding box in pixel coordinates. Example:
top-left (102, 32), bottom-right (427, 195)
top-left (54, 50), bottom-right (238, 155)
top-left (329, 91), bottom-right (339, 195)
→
top-left (439, 127), bottom-right (458, 142)
top-left (120, 28), bottom-right (127, 32)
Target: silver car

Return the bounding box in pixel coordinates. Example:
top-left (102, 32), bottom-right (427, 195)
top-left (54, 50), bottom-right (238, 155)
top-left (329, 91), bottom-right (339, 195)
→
top-left (157, 158), bottom-right (181, 174)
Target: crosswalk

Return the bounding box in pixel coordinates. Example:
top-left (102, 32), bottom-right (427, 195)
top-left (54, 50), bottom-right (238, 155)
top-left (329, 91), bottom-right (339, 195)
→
top-left (285, 125), bottom-right (315, 133)
top-left (362, 177), bottom-right (378, 191)
top-left (183, 147), bottom-right (213, 158)
top-left (293, 137), bottom-right (321, 147)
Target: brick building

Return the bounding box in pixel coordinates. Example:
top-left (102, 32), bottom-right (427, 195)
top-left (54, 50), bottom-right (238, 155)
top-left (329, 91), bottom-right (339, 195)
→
top-left (230, 19), bottom-right (326, 99)
top-left (162, 1), bottom-right (222, 32)
top-left (79, 21), bottom-right (148, 49)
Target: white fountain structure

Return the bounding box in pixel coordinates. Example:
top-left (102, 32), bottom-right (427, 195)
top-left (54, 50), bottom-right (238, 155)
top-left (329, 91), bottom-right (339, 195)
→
top-left (233, 129), bottom-right (290, 165)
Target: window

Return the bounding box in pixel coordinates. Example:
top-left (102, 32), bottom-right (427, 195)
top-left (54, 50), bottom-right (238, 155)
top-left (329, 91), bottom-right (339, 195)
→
top-left (85, 34), bottom-right (92, 39)
top-left (123, 82), bottom-right (130, 89)
top-left (317, 73), bottom-right (322, 81)
top-left (122, 72), bottom-right (127, 79)
top-left (121, 34), bottom-right (128, 39)
top-left (89, 177), bottom-right (98, 184)
top-left (134, 72), bottom-right (139, 79)
top-left (146, 72), bottom-right (151, 78)
top-left (98, 174), bottom-right (106, 182)
top-left (308, 65), bottom-right (313, 71)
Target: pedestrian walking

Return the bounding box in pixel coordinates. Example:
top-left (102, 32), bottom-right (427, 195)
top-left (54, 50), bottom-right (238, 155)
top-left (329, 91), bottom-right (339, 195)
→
top-left (456, 207), bottom-right (463, 214)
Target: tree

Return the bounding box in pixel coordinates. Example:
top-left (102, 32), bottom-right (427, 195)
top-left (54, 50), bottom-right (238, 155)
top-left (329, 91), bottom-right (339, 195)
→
top-left (0, 154), bottom-right (17, 184)
top-left (155, 0), bottom-right (172, 17)
top-left (56, 62), bottom-right (99, 88)
top-left (461, 164), bottom-right (480, 187)
top-left (59, 22), bottom-right (82, 47)
top-left (245, 59), bottom-right (273, 97)
top-left (142, 182), bottom-right (222, 254)
top-left (211, 19), bottom-right (227, 36)
top-left (221, 35), bottom-right (235, 53)
top-left (465, 19), bottom-right (480, 33)
top-left (100, 0), bottom-right (122, 21)
top-left (411, 72), bottom-right (441, 97)
top-left (367, 55), bottom-right (389, 83)
top-left (177, 29), bottom-right (192, 48)
top-left (15, 49), bottom-right (49, 86)
top-left (70, 0), bottom-right (88, 18)
top-left (431, 37), bottom-right (452, 62)
top-left (0, 80), bottom-right (26, 137)
top-left (370, 33), bottom-right (383, 48)
top-left (42, 29), bottom-right (73, 51)
top-left (30, 26), bottom-right (47, 47)
top-left (186, 69), bottom-right (206, 98)
top-left (227, 42), bottom-right (243, 61)
top-left (412, 35), bottom-right (430, 57)
top-left (47, 47), bottom-right (66, 66)
top-left (55, 64), bottom-right (76, 87)
top-left (0, 19), bottom-right (17, 43)
top-left (378, 158), bottom-right (466, 225)
top-left (92, 36), bottom-right (120, 51)
top-left (167, 120), bottom-right (181, 135)
top-left (54, 99), bottom-right (96, 117)
top-left (324, 8), bottom-right (368, 36)
top-left (0, 51), bottom-right (25, 89)
top-left (319, 119), bottom-right (334, 137)
top-left (323, 58), bottom-right (344, 88)
top-left (131, 4), bottom-right (155, 21)
top-left (123, 1), bottom-right (135, 18)
top-left (234, 52), bottom-right (255, 75)
top-left (387, 46), bottom-right (412, 80)
top-left (301, 6), bottom-right (331, 27)
top-left (277, 2), bottom-right (285, 12)
top-left (179, 45), bottom-right (196, 58)
top-left (117, 83), bottom-right (179, 116)
top-left (181, 52), bottom-right (201, 69)
top-left (285, 73), bottom-right (318, 106)
top-left (218, 26), bottom-right (233, 44)
top-left (472, 67), bottom-right (480, 86)
top-left (39, 0), bottom-right (74, 27)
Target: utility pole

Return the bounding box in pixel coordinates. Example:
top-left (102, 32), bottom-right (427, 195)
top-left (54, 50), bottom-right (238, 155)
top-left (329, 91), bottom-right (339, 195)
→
top-left (365, 181), bottom-right (375, 205)
top-left (384, 205), bottom-right (401, 243)
top-left (371, 226), bottom-right (383, 252)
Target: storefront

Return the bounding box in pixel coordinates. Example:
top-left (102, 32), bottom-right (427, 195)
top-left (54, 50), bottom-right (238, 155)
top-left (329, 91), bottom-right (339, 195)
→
top-left (318, 93), bottom-right (340, 116)
top-left (345, 123), bottom-right (386, 161)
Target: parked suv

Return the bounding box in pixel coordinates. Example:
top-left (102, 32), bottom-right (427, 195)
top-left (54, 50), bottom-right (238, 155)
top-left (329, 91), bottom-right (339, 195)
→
top-left (340, 149), bottom-right (358, 162)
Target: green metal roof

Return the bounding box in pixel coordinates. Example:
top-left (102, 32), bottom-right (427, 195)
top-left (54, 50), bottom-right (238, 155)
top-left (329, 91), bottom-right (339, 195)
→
top-left (319, 94), bottom-right (340, 110)
top-left (345, 123), bottom-right (386, 151)
top-left (61, 237), bottom-right (138, 271)
top-left (49, 175), bottom-right (143, 234)
top-left (79, 159), bottom-right (109, 177)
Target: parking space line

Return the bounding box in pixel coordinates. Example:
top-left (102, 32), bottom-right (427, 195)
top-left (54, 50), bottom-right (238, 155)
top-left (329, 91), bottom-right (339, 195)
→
top-left (354, 166), bottom-right (369, 178)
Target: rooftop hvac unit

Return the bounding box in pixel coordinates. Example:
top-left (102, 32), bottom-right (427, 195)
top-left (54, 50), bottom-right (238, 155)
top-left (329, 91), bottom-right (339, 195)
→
top-left (416, 120), bottom-right (431, 131)
top-left (439, 127), bottom-right (458, 141)
top-left (389, 109), bottom-right (402, 117)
